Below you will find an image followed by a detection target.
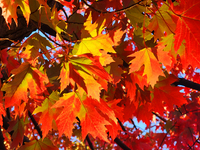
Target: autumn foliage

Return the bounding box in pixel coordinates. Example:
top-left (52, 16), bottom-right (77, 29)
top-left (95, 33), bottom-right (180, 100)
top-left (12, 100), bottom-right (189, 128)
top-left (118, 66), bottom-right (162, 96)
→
top-left (1, 0), bottom-right (200, 149)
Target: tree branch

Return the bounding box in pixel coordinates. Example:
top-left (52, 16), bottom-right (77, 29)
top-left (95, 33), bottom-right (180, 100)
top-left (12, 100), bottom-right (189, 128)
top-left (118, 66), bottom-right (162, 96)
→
top-left (130, 119), bottom-right (141, 138)
top-left (117, 118), bottom-right (126, 132)
top-left (76, 117), bottom-right (94, 150)
top-left (86, 135), bottom-right (94, 150)
top-left (28, 111), bottom-right (43, 138)
top-left (172, 78), bottom-right (200, 91)
top-left (152, 112), bottom-right (167, 122)
top-left (0, 126), bottom-right (6, 150)
top-left (114, 137), bottom-right (131, 150)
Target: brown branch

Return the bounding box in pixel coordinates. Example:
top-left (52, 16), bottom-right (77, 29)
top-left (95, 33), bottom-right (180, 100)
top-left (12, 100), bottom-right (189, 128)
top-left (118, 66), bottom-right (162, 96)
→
top-left (172, 78), bottom-right (200, 91)
top-left (76, 117), bottom-right (94, 150)
top-left (114, 137), bottom-right (131, 150)
top-left (117, 118), bottom-right (126, 132)
top-left (28, 111), bottom-right (43, 138)
top-left (86, 135), bottom-right (94, 150)
top-left (152, 112), bottom-right (167, 122)
top-left (61, 7), bottom-right (69, 20)
top-left (0, 126), bottom-right (6, 150)
top-left (82, 0), bottom-right (145, 14)
top-left (113, 118), bottom-right (132, 150)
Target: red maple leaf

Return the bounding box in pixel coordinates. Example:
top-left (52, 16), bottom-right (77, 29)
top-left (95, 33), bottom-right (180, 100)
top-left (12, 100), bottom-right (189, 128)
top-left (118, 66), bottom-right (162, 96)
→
top-left (172, 0), bottom-right (200, 68)
top-left (151, 75), bottom-right (187, 115)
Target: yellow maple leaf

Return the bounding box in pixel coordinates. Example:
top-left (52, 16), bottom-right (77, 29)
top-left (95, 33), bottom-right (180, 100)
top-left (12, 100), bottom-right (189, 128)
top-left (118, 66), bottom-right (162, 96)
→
top-left (72, 12), bottom-right (124, 56)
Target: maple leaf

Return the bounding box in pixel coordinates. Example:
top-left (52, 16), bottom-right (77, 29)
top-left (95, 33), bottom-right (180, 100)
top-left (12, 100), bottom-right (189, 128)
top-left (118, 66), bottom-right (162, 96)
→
top-left (0, 0), bottom-right (30, 26)
top-left (7, 117), bottom-right (29, 148)
top-left (124, 0), bottom-right (150, 28)
top-left (20, 33), bottom-right (52, 62)
top-left (33, 91), bottom-right (59, 138)
top-left (150, 75), bottom-right (187, 115)
top-left (1, 62), bottom-right (49, 108)
top-left (59, 54), bottom-right (111, 100)
top-left (51, 92), bottom-right (81, 138)
top-left (78, 72), bottom-right (102, 101)
top-left (134, 103), bottom-right (153, 126)
top-left (52, 91), bottom-right (117, 142)
top-left (18, 138), bottom-right (58, 150)
top-left (157, 34), bottom-right (186, 66)
top-left (106, 99), bottom-right (124, 121)
top-left (104, 56), bottom-right (123, 84)
top-left (125, 66), bottom-right (148, 102)
top-left (148, 4), bottom-right (176, 40)
top-left (129, 48), bottom-right (164, 86)
top-left (78, 98), bottom-right (113, 142)
top-left (172, 0), bottom-right (200, 68)
top-left (156, 44), bottom-right (172, 70)
top-left (99, 50), bottom-right (114, 66)
top-left (72, 12), bottom-right (124, 56)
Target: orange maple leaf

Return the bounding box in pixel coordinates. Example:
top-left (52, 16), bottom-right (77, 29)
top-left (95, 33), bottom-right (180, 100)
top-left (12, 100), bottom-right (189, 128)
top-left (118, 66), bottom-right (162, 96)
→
top-left (1, 63), bottom-right (49, 108)
top-left (129, 48), bottom-right (164, 86)
top-left (78, 98), bottom-right (115, 142)
top-left (52, 91), bottom-right (117, 142)
top-left (33, 91), bottom-right (59, 138)
top-left (59, 54), bottom-right (111, 100)
top-left (125, 66), bottom-right (148, 102)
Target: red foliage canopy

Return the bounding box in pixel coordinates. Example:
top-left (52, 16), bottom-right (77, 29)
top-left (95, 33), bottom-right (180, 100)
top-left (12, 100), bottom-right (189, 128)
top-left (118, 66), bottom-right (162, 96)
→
top-left (0, 0), bottom-right (200, 149)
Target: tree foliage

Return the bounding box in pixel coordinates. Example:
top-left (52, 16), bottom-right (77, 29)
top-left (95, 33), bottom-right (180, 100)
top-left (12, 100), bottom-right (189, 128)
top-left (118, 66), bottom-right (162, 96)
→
top-left (0, 0), bottom-right (200, 149)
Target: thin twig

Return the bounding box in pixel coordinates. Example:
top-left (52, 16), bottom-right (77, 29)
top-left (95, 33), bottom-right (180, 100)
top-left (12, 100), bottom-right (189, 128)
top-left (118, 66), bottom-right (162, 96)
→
top-left (82, 0), bottom-right (145, 14)
top-left (130, 119), bottom-right (141, 138)
top-left (158, 122), bottom-right (176, 150)
top-left (152, 112), bottom-right (167, 122)
top-left (190, 137), bottom-right (199, 149)
top-left (61, 7), bottom-right (69, 20)
top-left (117, 118), bottom-right (126, 132)
top-left (38, 28), bottom-right (65, 48)
top-left (188, 127), bottom-right (195, 149)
